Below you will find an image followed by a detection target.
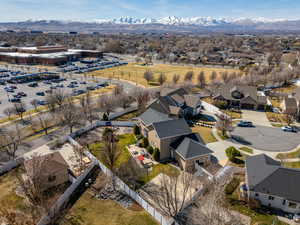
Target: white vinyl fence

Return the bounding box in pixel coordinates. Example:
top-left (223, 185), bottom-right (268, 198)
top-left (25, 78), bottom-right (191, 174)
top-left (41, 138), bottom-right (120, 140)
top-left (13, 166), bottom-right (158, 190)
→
top-left (85, 150), bottom-right (176, 225)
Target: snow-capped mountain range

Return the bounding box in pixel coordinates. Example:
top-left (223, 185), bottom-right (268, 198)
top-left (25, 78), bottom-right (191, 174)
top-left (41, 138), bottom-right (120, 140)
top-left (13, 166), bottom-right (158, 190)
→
top-left (1, 16), bottom-right (300, 33)
top-left (91, 16), bottom-right (287, 26)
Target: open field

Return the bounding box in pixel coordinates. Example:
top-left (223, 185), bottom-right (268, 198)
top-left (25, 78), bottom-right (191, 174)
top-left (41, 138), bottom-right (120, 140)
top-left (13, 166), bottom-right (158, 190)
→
top-left (89, 63), bottom-right (241, 87)
top-left (64, 191), bottom-right (159, 225)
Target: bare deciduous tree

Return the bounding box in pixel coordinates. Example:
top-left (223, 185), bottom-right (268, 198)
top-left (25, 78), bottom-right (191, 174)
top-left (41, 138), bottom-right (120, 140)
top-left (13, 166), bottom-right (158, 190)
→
top-left (0, 124), bottom-right (23, 159)
top-left (197, 71), bottom-right (206, 88)
top-left (142, 172), bottom-right (195, 219)
top-left (143, 70), bottom-right (154, 84)
top-left (184, 71), bottom-right (194, 82)
top-left (158, 72), bottom-right (167, 85)
top-left (173, 74), bottom-right (180, 84)
top-left (216, 114), bottom-right (233, 137)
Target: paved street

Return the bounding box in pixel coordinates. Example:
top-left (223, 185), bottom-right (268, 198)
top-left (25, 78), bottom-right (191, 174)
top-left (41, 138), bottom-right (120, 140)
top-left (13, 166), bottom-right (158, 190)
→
top-left (231, 125), bottom-right (300, 152)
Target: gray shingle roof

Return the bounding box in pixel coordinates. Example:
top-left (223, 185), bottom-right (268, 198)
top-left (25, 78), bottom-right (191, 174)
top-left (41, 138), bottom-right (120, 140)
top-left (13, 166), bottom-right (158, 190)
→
top-left (214, 84), bottom-right (260, 103)
top-left (175, 137), bottom-right (213, 160)
top-left (138, 108), bottom-right (172, 126)
top-left (246, 154), bottom-right (300, 203)
top-left (152, 119), bottom-right (192, 139)
top-left (184, 95), bottom-right (201, 108)
top-left (170, 133), bottom-right (204, 149)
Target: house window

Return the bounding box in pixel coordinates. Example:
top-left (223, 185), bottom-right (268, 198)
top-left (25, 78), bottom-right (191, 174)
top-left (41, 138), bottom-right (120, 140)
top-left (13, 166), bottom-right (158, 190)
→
top-left (268, 196), bottom-right (274, 200)
top-left (255, 193), bottom-right (259, 197)
top-left (282, 199), bottom-right (286, 205)
top-left (48, 175), bottom-right (56, 182)
top-left (289, 202), bottom-right (297, 209)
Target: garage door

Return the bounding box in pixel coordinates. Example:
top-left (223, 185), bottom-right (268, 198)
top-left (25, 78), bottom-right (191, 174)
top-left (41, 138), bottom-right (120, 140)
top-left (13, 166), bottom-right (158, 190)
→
top-left (241, 103), bottom-right (254, 109)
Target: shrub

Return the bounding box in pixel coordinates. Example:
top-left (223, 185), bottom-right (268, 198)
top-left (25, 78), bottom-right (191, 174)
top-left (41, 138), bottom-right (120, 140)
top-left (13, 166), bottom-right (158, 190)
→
top-left (225, 146), bottom-right (241, 162)
top-left (147, 146), bottom-right (154, 154)
top-left (153, 148), bottom-right (160, 161)
top-left (134, 125), bottom-right (141, 136)
top-left (142, 138), bottom-right (149, 148)
top-left (214, 100), bottom-right (228, 109)
top-left (102, 113), bottom-right (109, 121)
top-left (225, 177), bottom-right (240, 195)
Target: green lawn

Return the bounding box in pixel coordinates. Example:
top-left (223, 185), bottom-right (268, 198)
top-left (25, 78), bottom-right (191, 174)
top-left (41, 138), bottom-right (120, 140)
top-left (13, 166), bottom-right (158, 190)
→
top-left (192, 126), bottom-right (217, 144)
top-left (239, 147), bottom-right (253, 154)
top-left (277, 148), bottom-right (300, 160)
top-left (283, 161), bottom-right (300, 168)
top-left (64, 191), bottom-right (159, 225)
top-left (138, 163), bottom-right (180, 186)
top-left (89, 133), bottom-right (136, 168)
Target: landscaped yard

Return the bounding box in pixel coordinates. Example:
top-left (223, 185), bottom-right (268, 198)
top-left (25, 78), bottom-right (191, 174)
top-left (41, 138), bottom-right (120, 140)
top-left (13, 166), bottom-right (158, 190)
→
top-left (283, 161), bottom-right (300, 168)
top-left (222, 110), bottom-right (242, 119)
top-left (277, 148), bottom-right (300, 160)
top-left (117, 110), bottom-right (140, 121)
top-left (138, 163), bottom-right (180, 186)
top-left (226, 178), bottom-right (288, 225)
top-left (89, 63), bottom-right (241, 87)
top-left (191, 126), bottom-right (217, 144)
top-left (239, 147), bottom-right (253, 154)
top-left (273, 85), bottom-right (297, 94)
top-left (64, 191), bottom-right (159, 225)
top-left (266, 112), bottom-right (286, 123)
top-left (89, 133), bottom-right (136, 168)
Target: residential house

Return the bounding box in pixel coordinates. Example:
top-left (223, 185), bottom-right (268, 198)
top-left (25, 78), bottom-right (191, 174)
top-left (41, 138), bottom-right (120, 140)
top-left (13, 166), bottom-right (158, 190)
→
top-left (23, 152), bottom-right (70, 191)
top-left (280, 97), bottom-right (298, 115)
top-left (213, 85), bottom-right (267, 110)
top-left (138, 87), bottom-right (202, 137)
top-left (246, 154), bottom-right (300, 214)
top-left (140, 117), bottom-right (213, 172)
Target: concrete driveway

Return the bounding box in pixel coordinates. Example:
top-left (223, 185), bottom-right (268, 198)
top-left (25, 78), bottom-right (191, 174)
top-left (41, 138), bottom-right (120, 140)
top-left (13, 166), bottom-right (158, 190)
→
top-left (241, 110), bottom-right (271, 127)
top-left (231, 125), bottom-right (300, 152)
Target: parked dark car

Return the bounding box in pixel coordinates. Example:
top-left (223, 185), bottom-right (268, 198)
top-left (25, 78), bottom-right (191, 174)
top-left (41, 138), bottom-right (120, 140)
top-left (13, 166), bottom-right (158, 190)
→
top-left (9, 98), bottom-right (21, 103)
top-left (17, 92), bottom-right (27, 97)
top-left (28, 82), bottom-right (38, 87)
top-left (36, 92), bottom-right (45, 96)
top-left (237, 121), bottom-right (254, 127)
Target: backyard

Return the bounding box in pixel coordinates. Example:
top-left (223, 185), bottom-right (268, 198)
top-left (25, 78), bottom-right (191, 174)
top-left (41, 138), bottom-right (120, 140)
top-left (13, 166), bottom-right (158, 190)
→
top-left (64, 191), bottom-right (159, 225)
top-left (225, 177), bottom-right (288, 225)
top-left (89, 63), bottom-right (241, 87)
top-left (89, 133), bottom-right (136, 168)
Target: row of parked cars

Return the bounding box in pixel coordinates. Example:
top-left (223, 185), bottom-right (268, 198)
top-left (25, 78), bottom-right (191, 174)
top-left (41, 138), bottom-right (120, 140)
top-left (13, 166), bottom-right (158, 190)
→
top-left (58, 60), bottom-right (128, 74)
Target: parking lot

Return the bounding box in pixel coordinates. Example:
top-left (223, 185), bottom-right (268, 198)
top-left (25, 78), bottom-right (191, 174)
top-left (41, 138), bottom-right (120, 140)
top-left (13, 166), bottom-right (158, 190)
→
top-left (231, 125), bottom-right (300, 152)
top-left (0, 56), bottom-right (134, 119)
top-left (0, 75), bottom-right (112, 118)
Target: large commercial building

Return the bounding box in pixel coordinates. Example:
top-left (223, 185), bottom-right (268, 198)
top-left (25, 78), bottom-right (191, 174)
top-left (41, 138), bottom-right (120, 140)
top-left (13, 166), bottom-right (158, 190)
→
top-left (0, 46), bottom-right (103, 65)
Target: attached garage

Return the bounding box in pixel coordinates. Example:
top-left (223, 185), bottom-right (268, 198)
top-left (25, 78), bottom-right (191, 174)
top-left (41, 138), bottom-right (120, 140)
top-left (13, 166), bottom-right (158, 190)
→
top-left (241, 96), bottom-right (257, 110)
top-left (241, 103), bottom-right (255, 109)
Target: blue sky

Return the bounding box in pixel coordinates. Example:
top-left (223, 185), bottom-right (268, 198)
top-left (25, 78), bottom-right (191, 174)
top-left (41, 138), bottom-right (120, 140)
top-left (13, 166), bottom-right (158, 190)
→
top-left (0, 0), bottom-right (300, 22)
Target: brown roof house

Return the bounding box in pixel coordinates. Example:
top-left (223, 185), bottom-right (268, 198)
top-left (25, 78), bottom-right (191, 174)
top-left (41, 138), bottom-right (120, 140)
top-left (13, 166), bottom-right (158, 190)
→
top-left (213, 85), bottom-right (267, 110)
top-left (23, 152), bottom-right (70, 191)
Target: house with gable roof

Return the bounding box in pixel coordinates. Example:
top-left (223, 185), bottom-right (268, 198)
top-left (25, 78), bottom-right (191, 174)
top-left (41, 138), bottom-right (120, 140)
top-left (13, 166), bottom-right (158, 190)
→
top-left (246, 154), bottom-right (300, 214)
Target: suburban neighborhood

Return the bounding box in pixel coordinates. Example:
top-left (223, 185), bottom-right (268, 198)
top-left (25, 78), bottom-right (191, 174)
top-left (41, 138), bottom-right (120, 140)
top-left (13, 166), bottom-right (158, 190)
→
top-left (2, 2), bottom-right (300, 225)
